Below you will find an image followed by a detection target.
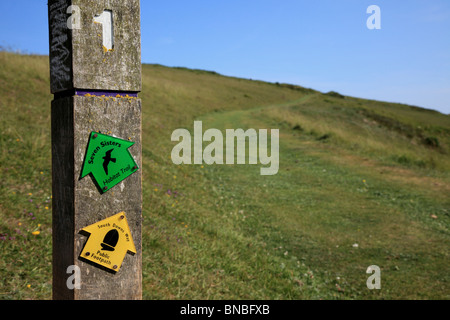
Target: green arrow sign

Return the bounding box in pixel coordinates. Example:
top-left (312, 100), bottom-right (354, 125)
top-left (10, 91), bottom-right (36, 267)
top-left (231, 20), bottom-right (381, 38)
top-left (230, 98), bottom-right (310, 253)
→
top-left (81, 132), bottom-right (139, 193)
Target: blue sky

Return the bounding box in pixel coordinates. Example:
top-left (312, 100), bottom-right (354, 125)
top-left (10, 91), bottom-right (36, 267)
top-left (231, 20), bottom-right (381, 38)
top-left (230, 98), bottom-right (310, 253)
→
top-left (1, 0), bottom-right (449, 114)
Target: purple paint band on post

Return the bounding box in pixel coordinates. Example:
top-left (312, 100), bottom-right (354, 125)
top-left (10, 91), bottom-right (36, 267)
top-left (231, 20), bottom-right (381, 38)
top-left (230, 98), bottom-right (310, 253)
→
top-left (76, 90), bottom-right (138, 98)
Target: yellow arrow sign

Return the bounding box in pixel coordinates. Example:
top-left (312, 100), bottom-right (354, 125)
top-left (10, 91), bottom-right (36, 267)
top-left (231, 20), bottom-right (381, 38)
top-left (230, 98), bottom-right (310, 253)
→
top-left (79, 212), bottom-right (136, 273)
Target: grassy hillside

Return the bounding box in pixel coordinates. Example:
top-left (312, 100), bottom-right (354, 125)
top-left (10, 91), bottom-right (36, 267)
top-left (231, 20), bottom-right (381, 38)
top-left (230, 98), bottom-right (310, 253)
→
top-left (0, 51), bottom-right (449, 299)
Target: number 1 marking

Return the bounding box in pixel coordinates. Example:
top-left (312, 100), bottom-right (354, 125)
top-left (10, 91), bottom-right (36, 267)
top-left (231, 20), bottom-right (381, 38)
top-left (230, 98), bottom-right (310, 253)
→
top-left (94, 10), bottom-right (114, 51)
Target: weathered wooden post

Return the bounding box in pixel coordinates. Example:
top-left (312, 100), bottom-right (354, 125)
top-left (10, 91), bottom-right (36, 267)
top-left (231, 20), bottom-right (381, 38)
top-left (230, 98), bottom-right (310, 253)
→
top-left (48, 0), bottom-right (142, 299)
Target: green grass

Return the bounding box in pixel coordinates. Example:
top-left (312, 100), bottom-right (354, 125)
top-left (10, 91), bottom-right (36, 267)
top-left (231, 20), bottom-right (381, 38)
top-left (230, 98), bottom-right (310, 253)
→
top-left (0, 51), bottom-right (449, 299)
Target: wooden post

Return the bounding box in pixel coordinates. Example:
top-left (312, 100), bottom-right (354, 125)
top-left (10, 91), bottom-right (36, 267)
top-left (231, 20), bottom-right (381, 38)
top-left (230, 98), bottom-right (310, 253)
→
top-left (48, 0), bottom-right (142, 300)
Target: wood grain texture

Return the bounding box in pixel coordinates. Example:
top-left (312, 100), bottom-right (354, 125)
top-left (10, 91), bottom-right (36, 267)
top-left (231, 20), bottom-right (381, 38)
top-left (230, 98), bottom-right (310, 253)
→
top-left (52, 96), bottom-right (142, 300)
top-left (50, 0), bottom-right (142, 300)
top-left (48, 0), bottom-right (141, 93)
top-left (51, 97), bottom-right (75, 300)
top-left (48, 0), bottom-right (73, 93)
